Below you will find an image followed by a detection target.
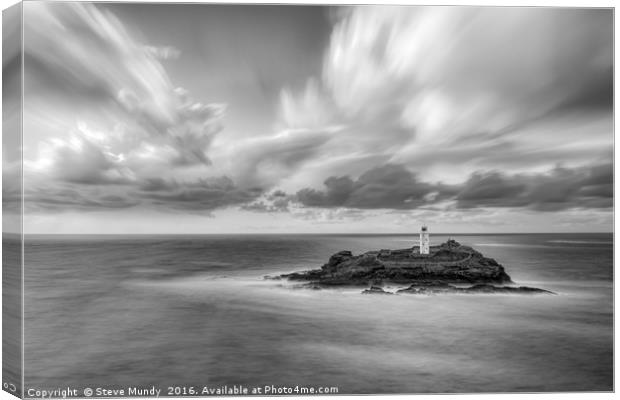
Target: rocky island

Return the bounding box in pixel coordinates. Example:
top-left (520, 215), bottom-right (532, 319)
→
top-left (276, 239), bottom-right (553, 295)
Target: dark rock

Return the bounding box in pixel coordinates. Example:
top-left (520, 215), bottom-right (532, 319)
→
top-left (362, 286), bottom-right (393, 295)
top-left (325, 250), bottom-right (353, 268)
top-left (444, 239), bottom-right (461, 248)
top-left (276, 240), bottom-right (551, 294)
top-left (463, 284), bottom-right (555, 295)
top-left (397, 281), bottom-right (458, 294)
top-left (396, 283), bottom-right (556, 295)
top-left (292, 282), bottom-right (323, 290)
top-left (281, 269), bottom-right (324, 281)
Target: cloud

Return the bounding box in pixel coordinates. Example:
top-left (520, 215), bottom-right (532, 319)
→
top-left (455, 163), bottom-right (613, 211)
top-left (22, 174), bottom-right (265, 214)
top-left (240, 190), bottom-right (293, 213)
top-left (324, 7), bottom-right (612, 136)
top-left (296, 162), bottom-right (612, 212)
top-left (22, 2), bottom-right (236, 213)
top-left (278, 78), bottom-right (339, 130)
top-left (290, 207), bottom-right (372, 223)
top-left (138, 177), bottom-right (263, 212)
top-left (24, 2), bottom-right (176, 124)
top-left (144, 45), bottom-right (181, 60)
top-left (22, 3), bottom-right (336, 214)
top-left (24, 3), bottom-right (226, 180)
top-left (25, 186), bottom-right (140, 213)
top-left (296, 164), bottom-right (456, 209)
top-left (30, 126), bottom-right (135, 185)
top-left (223, 128), bottom-right (334, 189)
top-left (20, 4), bottom-right (613, 225)
top-left (279, 6), bottom-right (613, 186)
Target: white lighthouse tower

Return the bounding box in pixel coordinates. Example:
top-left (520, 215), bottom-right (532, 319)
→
top-left (419, 225), bottom-right (430, 255)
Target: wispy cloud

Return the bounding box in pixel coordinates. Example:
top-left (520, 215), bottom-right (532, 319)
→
top-left (137, 177), bottom-right (262, 212)
top-left (19, 3), bottom-right (613, 232)
top-left (322, 7), bottom-right (612, 137)
top-left (144, 45), bottom-right (181, 60)
top-left (23, 2), bottom-right (236, 211)
top-left (280, 6), bottom-right (612, 184)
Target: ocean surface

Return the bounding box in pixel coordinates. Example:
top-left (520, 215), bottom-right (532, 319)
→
top-left (20, 233), bottom-right (613, 394)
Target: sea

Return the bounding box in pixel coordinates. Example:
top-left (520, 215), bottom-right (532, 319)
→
top-left (13, 233), bottom-right (614, 394)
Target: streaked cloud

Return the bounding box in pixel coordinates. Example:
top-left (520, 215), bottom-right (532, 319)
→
top-left (19, 3), bottom-right (613, 232)
top-left (220, 128), bottom-right (335, 189)
top-left (137, 177), bottom-right (262, 212)
top-left (281, 6), bottom-right (612, 183)
top-left (25, 186), bottom-right (140, 213)
top-left (23, 3), bottom-right (227, 189)
top-left (22, 2), bottom-right (244, 213)
top-left (144, 45), bottom-right (181, 60)
top-left (323, 7), bottom-right (612, 136)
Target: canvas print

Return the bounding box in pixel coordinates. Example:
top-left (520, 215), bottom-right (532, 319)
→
top-left (2, 1), bottom-right (614, 397)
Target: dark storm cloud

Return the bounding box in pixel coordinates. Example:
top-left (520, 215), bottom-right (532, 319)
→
top-left (296, 164), bottom-right (457, 209)
top-left (30, 161), bottom-right (611, 214)
top-left (456, 173), bottom-right (528, 208)
top-left (456, 163), bottom-right (613, 211)
top-left (296, 163), bottom-right (612, 212)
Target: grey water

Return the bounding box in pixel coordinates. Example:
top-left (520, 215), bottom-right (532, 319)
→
top-left (20, 233), bottom-right (612, 394)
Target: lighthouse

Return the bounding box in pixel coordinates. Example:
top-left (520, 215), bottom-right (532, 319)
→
top-left (419, 225), bottom-right (430, 255)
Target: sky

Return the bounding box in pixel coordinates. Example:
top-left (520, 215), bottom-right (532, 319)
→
top-left (5, 2), bottom-right (613, 233)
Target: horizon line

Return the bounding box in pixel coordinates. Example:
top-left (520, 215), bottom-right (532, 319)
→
top-left (6, 232), bottom-right (614, 236)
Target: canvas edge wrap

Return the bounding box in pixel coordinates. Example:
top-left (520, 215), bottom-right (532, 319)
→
top-left (3, 1), bottom-right (24, 398)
